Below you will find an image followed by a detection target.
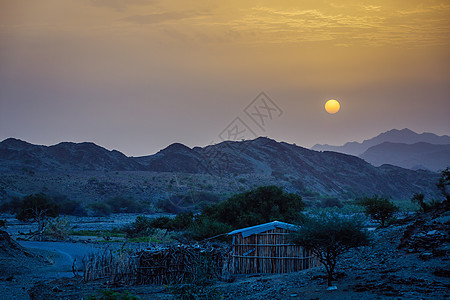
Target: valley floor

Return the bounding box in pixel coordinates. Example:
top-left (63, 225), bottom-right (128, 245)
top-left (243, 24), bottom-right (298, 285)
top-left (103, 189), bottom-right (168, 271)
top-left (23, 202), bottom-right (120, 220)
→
top-left (0, 220), bottom-right (449, 299)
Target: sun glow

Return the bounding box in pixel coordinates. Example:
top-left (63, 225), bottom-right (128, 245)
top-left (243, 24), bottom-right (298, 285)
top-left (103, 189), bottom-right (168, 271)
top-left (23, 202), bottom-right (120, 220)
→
top-left (325, 99), bottom-right (340, 114)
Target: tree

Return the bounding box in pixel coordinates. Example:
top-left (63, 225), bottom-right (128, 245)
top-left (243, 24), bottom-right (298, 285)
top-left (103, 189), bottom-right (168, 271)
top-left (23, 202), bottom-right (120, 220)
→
top-left (16, 193), bottom-right (59, 240)
top-left (291, 213), bottom-right (371, 287)
top-left (357, 195), bottom-right (398, 227)
top-left (411, 193), bottom-right (429, 212)
top-left (202, 185), bottom-right (304, 229)
top-left (437, 167), bottom-right (450, 206)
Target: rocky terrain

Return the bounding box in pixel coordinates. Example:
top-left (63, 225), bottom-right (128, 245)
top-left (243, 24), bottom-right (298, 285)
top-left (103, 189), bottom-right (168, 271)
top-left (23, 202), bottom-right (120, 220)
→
top-left (0, 137), bottom-right (442, 207)
top-left (0, 206), bottom-right (448, 299)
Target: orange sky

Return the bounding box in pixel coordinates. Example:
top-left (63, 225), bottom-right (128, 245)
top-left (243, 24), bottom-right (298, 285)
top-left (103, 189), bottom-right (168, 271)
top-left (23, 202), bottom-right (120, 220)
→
top-left (1, 0), bottom-right (449, 155)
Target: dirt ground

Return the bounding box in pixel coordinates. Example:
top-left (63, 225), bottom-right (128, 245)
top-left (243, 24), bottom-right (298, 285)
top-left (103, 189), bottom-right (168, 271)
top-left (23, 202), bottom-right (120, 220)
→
top-left (0, 212), bottom-right (449, 299)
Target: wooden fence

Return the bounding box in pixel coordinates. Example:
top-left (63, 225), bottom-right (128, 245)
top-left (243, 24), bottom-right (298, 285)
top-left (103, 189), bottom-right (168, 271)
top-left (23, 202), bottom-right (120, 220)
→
top-left (82, 244), bottom-right (228, 285)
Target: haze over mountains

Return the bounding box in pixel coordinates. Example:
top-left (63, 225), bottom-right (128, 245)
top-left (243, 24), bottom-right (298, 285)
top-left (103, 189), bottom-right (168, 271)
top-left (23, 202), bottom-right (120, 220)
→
top-left (312, 128), bottom-right (450, 172)
top-left (0, 133), bottom-right (444, 203)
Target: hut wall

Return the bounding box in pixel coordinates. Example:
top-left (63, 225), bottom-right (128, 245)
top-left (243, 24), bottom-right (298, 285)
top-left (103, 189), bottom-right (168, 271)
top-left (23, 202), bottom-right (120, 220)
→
top-left (230, 228), bottom-right (318, 274)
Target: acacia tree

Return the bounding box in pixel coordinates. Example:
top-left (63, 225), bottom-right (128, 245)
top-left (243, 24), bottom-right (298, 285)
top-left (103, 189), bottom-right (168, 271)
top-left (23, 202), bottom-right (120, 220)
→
top-left (16, 193), bottom-right (59, 240)
top-left (358, 195), bottom-right (398, 227)
top-left (291, 213), bottom-right (371, 287)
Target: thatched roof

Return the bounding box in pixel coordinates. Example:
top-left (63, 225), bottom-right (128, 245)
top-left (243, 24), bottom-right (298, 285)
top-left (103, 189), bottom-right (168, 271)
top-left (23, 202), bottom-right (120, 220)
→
top-left (228, 221), bottom-right (298, 238)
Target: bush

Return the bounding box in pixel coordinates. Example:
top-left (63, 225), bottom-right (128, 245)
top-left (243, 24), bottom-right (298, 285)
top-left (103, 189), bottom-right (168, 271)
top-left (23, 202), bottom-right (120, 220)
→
top-left (319, 197), bottom-right (343, 209)
top-left (123, 213), bottom-right (196, 239)
top-left (0, 196), bottom-right (23, 214)
top-left (291, 213), bottom-right (371, 287)
top-left (16, 193), bottom-right (59, 240)
top-left (87, 289), bottom-right (140, 300)
top-left (437, 167), bottom-right (450, 204)
top-left (54, 195), bottom-right (88, 216)
top-left (357, 195), bottom-right (398, 227)
top-left (149, 216), bottom-right (173, 229)
top-left (187, 217), bottom-right (233, 241)
top-left (122, 215), bottom-right (154, 238)
top-left (44, 217), bottom-right (71, 240)
top-left (171, 212), bottom-right (195, 230)
top-left (106, 196), bottom-right (144, 213)
top-left (202, 185), bottom-right (304, 229)
top-left (89, 202), bottom-right (113, 217)
top-left (409, 193), bottom-right (442, 212)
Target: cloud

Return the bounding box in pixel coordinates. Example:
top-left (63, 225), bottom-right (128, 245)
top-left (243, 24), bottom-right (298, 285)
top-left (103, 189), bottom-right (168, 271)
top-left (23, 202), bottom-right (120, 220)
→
top-left (89, 0), bottom-right (150, 11)
top-left (122, 12), bottom-right (184, 24)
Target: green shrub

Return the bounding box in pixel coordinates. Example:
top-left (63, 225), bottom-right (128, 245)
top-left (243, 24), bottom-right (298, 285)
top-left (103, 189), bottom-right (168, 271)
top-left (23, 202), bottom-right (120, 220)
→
top-left (16, 193), bottom-right (59, 240)
top-left (89, 202), bottom-right (113, 217)
top-left (187, 217), bottom-right (233, 241)
top-left (87, 289), bottom-right (140, 300)
top-left (411, 193), bottom-right (443, 212)
top-left (44, 217), bottom-right (71, 240)
top-left (106, 196), bottom-right (144, 213)
top-left (202, 185), bottom-right (304, 229)
top-left (54, 195), bottom-right (88, 216)
top-left (171, 212), bottom-right (194, 230)
top-left (357, 195), bottom-right (398, 227)
top-left (0, 196), bottom-right (23, 214)
top-left (149, 216), bottom-right (172, 229)
top-left (319, 197), bottom-right (343, 209)
top-left (437, 167), bottom-right (450, 204)
top-left (122, 215), bottom-right (154, 238)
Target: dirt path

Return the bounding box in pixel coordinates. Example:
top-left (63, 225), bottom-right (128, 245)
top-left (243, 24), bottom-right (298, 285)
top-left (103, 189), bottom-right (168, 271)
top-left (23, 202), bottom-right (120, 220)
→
top-left (18, 241), bottom-right (105, 278)
top-left (0, 241), bottom-right (108, 300)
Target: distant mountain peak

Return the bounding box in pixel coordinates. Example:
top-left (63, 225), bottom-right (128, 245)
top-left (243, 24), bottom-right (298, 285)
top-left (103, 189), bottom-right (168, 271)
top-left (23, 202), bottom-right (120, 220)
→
top-left (160, 142), bottom-right (192, 153)
top-left (1, 138), bottom-right (32, 147)
top-left (312, 128), bottom-right (450, 156)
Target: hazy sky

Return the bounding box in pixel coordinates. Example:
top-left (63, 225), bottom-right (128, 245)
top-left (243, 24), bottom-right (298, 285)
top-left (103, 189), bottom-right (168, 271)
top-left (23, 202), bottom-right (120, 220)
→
top-left (1, 0), bottom-right (449, 156)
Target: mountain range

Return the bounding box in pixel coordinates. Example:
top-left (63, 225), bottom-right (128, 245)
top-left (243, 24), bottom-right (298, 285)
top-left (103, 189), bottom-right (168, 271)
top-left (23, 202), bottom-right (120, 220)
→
top-left (312, 128), bottom-right (450, 171)
top-left (0, 135), bottom-right (444, 203)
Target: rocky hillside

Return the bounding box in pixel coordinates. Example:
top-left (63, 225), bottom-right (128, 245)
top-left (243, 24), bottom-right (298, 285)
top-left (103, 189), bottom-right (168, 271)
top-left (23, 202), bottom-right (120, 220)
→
top-left (0, 138), bottom-right (145, 172)
top-left (360, 142), bottom-right (450, 172)
top-left (0, 137), bottom-right (442, 203)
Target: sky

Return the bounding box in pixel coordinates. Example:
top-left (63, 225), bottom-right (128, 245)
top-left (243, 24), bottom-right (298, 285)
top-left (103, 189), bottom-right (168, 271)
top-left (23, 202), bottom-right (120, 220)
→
top-left (1, 0), bottom-right (449, 156)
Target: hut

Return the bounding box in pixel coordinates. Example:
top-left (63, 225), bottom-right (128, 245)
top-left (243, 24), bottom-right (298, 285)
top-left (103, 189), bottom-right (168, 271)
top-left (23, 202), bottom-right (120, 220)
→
top-left (228, 221), bottom-right (317, 274)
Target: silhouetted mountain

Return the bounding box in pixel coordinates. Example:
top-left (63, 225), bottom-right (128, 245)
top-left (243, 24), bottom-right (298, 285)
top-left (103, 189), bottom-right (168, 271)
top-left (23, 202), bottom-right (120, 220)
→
top-left (133, 143), bottom-right (203, 173)
top-left (0, 138), bottom-right (145, 171)
top-left (312, 128), bottom-right (450, 156)
top-left (133, 137), bottom-right (440, 200)
top-left (360, 142), bottom-right (450, 172)
top-left (0, 137), bottom-right (441, 200)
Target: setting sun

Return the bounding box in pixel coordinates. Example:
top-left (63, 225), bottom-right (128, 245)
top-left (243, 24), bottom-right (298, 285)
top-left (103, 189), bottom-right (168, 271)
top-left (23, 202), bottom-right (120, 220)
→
top-left (325, 99), bottom-right (340, 114)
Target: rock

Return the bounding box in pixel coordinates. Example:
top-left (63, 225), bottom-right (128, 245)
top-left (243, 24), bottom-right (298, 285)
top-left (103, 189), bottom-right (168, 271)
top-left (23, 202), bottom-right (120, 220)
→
top-left (419, 252), bottom-right (433, 260)
top-left (432, 244), bottom-right (450, 257)
top-left (433, 267), bottom-right (450, 278)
